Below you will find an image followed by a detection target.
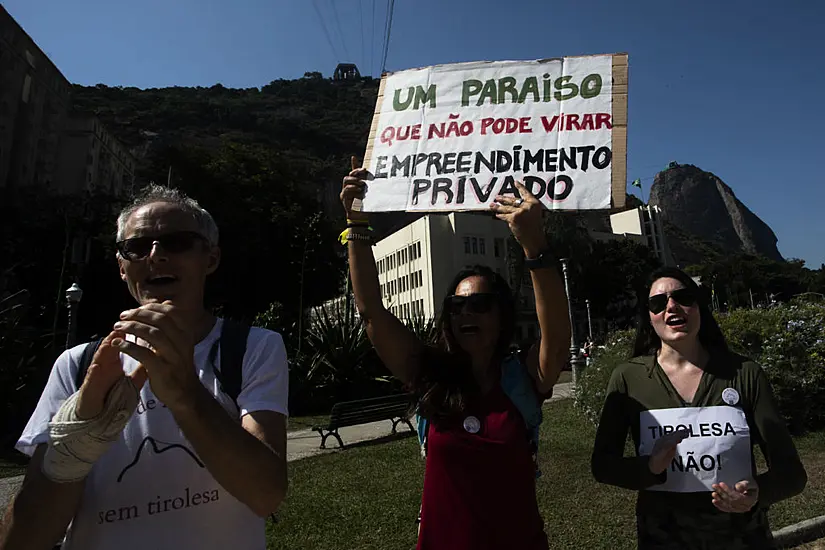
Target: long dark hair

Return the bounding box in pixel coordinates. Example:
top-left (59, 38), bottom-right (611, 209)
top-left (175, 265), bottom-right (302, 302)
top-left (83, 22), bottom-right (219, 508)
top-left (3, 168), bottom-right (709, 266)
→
top-left (632, 267), bottom-right (729, 357)
top-left (412, 265), bottom-right (516, 421)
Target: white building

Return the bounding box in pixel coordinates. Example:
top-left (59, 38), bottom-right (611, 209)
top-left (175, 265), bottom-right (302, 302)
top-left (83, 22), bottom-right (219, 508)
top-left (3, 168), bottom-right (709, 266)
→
top-left (372, 212), bottom-right (539, 341)
top-left (590, 205), bottom-right (675, 266)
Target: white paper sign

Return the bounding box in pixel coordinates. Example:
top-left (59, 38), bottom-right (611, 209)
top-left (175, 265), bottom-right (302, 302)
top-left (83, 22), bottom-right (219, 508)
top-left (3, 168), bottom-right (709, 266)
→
top-left (362, 55), bottom-right (624, 212)
top-left (638, 406), bottom-right (753, 493)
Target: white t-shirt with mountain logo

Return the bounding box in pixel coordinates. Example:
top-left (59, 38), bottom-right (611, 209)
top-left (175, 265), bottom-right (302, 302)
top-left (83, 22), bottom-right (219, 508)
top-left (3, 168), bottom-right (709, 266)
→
top-left (17, 319), bottom-right (289, 550)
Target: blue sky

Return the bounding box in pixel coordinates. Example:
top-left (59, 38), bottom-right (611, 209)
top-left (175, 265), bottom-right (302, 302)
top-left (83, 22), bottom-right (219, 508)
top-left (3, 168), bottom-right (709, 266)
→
top-left (5, 0), bottom-right (824, 267)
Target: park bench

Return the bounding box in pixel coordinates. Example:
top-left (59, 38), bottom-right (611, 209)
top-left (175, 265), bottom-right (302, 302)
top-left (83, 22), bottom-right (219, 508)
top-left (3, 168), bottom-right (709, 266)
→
top-left (312, 394), bottom-right (416, 449)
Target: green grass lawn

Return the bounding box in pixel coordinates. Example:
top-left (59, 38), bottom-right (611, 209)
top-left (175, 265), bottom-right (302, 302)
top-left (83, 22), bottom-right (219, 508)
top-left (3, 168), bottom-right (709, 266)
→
top-left (268, 399), bottom-right (825, 550)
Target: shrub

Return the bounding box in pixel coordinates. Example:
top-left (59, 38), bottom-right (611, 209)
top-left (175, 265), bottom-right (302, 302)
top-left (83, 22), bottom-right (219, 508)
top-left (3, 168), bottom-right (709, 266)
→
top-left (574, 329), bottom-right (634, 425)
top-left (720, 303), bottom-right (825, 433)
top-left (262, 297), bottom-right (412, 415)
top-left (574, 304), bottom-right (825, 434)
top-left (0, 290), bottom-right (58, 448)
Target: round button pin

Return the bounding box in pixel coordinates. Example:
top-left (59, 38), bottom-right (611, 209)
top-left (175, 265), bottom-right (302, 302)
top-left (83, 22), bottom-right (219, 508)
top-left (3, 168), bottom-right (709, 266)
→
top-left (722, 387), bottom-right (740, 406)
top-left (463, 415), bottom-right (481, 434)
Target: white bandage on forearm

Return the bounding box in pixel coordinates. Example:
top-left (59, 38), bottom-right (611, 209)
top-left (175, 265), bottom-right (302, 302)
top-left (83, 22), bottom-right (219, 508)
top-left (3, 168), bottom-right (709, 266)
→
top-left (42, 377), bottom-right (140, 483)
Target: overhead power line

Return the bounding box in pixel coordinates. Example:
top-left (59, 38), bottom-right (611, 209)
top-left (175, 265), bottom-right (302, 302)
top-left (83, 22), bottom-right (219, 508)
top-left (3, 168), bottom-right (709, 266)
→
top-left (329, 0), bottom-right (351, 61)
top-left (370, 0), bottom-right (376, 76)
top-left (380, 0), bottom-right (396, 74)
top-left (312, 0), bottom-right (340, 62)
top-left (359, 0), bottom-right (366, 72)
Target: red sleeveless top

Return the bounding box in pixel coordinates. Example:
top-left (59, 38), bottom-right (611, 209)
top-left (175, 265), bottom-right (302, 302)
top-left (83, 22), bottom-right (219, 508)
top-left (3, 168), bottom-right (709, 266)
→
top-left (416, 385), bottom-right (549, 550)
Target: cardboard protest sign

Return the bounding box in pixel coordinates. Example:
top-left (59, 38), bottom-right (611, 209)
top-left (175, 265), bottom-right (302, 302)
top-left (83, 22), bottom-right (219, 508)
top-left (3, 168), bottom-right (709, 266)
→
top-left (638, 406), bottom-right (753, 493)
top-left (360, 53), bottom-right (628, 213)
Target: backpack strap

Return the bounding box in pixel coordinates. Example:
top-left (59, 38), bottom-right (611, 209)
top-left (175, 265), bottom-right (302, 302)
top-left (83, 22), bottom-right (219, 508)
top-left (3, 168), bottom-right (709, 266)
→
top-left (208, 319), bottom-right (251, 408)
top-left (416, 414), bottom-right (428, 457)
top-left (500, 354), bottom-right (543, 432)
top-left (75, 337), bottom-right (106, 390)
top-left (500, 353), bottom-right (544, 478)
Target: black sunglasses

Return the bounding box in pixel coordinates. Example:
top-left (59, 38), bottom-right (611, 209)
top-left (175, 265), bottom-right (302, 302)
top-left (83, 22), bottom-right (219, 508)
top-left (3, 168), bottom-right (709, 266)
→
top-left (444, 293), bottom-right (497, 315)
top-left (116, 231), bottom-right (207, 261)
top-left (648, 288), bottom-right (698, 315)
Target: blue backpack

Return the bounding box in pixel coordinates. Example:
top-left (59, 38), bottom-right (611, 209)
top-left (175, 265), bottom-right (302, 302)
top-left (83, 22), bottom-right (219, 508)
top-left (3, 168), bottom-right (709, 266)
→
top-left (415, 353), bottom-right (544, 478)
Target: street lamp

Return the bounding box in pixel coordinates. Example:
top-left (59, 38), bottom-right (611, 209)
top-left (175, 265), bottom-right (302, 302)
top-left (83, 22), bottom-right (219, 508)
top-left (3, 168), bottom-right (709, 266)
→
top-left (65, 283), bottom-right (83, 349)
top-left (560, 259), bottom-right (584, 387)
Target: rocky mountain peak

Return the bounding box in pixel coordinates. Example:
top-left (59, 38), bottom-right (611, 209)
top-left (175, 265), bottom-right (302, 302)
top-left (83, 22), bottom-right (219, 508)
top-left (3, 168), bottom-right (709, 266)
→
top-left (649, 164), bottom-right (782, 262)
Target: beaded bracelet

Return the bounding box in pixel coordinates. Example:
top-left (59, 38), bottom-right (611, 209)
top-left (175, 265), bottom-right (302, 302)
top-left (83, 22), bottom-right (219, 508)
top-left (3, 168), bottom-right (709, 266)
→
top-left (338, 226), bottom-right (373, 245)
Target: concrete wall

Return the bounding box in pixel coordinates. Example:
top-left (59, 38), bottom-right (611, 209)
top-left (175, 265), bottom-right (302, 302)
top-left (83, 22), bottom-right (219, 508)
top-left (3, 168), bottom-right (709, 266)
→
top-left (0, 5), bottom-right (71, 189)
top-left (55, 116), bottom-right (136, 195)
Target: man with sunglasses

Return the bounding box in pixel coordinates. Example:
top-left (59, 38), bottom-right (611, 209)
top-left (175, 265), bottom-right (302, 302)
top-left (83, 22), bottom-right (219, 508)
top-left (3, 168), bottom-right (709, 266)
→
top-left (3, 185), bottom-right (288, 550)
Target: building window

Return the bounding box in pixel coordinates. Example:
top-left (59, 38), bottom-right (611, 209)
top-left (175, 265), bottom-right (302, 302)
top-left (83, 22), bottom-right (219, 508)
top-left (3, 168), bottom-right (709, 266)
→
top-left (479, 238), bottom-right (486, 255)
top-left (21, 75), bottom-right (31, 103)
top-left (472, 237), bottom-right (478, 254)
top-left (494, 238), bottom-right (503, 258)
top-left (416, 242), bottom-right (421, 258)
top-left (463, 236), bottom-right (471, 254)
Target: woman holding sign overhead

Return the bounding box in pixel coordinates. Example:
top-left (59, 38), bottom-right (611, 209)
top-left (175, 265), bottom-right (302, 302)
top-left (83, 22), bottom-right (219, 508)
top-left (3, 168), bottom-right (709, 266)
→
top-left (591, 267), bottom-right (807, 549)
top-left (341, 158), bottom-right (571, 550)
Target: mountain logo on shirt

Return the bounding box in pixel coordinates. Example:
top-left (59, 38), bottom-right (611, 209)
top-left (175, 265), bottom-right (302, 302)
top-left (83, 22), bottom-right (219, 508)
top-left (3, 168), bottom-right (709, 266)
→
top-left (117, 436), bottom-right (205, 482)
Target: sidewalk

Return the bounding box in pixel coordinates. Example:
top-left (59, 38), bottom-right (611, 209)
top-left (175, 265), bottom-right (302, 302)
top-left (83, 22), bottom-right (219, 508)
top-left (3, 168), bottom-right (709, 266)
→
top-left (0, 475), bottom-right (22, 512)
top-left (286, 381), bottom-right (574, 462)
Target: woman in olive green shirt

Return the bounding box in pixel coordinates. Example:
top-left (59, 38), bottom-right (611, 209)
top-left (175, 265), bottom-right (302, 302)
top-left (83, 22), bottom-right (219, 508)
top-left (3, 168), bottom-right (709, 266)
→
top-left (591, 267), bottom-right (807, 549)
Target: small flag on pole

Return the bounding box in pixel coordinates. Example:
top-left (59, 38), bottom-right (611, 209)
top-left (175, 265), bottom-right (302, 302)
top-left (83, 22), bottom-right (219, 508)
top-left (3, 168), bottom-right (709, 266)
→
top-left (631, 179), bottom-right (642, 189)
